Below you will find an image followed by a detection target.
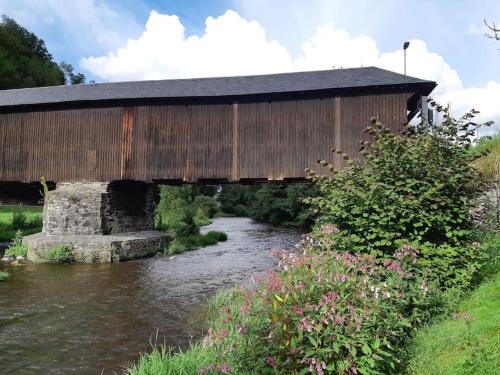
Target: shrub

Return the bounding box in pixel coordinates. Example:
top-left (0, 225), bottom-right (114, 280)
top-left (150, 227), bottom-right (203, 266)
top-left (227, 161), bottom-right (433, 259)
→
top-left (248, 184), bottom-right (318, 228)
top-left (200, 241), bottom-right (439, 374)
top-left (194, 207), bottom-right (211, 227)
top-left (45, 245), bottom-right (75, 264)
top-left (11, 206), bottom-right (27, 230)
top-left (309, 105), bottom-right (492, 287)
top-left (0, 270), bottom-right (9, 281)
top-left (5, 230), bottom-right (27, 257)
top-left (192, 195), bottom-right (218, 218)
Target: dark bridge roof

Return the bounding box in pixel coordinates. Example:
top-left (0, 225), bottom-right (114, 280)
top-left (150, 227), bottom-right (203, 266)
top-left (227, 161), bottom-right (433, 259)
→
top-left (0, 66), bottom-right (436, 108)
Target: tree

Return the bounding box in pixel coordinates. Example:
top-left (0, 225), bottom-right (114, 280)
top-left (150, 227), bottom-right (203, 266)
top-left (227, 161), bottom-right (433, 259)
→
top-left (0, 15), bottom-right (65, 89)
top-left (59, 61), bottom-right (86, 85)
top-left (484, 19), bottom-right (500, 41)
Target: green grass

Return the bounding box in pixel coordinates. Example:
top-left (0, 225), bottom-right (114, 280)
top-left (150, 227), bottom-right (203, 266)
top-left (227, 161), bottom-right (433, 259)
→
top-left (126, 289), bottom-right (241, 375)
top-left (0, 205), bottom-right (42, 225)
top-left (126, 343), bottom-right (218, 375)
top-left (44, 245), bottom-right (75, 264)
top-left (166, 231), bottom-right (228, 255)
top-left (4, 243), bottom-right (27, 257)
top-left (408, 272), bottom-right (500, 375)
top-left (0, 270), bottom-right (10, 281)
top-left (0, 205), bottom-right (43, 241)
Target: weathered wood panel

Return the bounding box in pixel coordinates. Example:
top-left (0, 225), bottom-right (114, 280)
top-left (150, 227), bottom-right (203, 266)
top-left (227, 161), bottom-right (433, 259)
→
top-left (237, 98), bottom-right (337, 179)
top-left (339, 93), bottom-right (410, 163)
top-left (0, 93), bottom-right (410, 183)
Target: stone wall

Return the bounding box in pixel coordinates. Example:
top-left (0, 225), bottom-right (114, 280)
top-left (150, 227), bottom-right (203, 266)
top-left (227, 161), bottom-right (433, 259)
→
top-left (43, 181), bottom-right (158, 235)
top-left (24, 231), bottom-right (169, 263)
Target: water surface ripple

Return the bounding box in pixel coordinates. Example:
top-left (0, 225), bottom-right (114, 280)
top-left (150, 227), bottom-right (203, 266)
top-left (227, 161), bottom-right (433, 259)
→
top-left (0, 217), bottom-right (302, 375)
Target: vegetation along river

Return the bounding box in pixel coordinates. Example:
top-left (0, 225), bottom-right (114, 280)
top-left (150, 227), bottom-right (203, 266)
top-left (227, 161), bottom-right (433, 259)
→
top-left (0, 217), bottom-right (303, 375)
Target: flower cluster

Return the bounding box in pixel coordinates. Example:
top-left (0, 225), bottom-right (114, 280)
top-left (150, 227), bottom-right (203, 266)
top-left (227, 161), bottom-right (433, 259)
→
top-left (201, 241), bottom-right (436, 374)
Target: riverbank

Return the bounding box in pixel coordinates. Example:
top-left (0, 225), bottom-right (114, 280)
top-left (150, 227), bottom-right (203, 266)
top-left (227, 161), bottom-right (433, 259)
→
top-left (408, 271), bottom-right (500, 374)
top-left (0, 217), bottom-right (301, 374)
top-left (0, 205), bottom-right (42, 242)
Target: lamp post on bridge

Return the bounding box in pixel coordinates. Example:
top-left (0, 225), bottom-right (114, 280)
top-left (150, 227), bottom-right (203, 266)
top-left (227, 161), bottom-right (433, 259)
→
top-left (403, 41), bottom-right (410, 75)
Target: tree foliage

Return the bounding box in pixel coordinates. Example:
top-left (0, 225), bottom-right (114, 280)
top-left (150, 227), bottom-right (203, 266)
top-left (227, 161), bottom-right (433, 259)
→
top-left (219, 184), bottom-right (318, 228)
top-left (0, 15), bottom-right (65, 89)
top-left (59, 61), bottom-right (86, 85)
top-left (309, 103), bottom-right (492, 287)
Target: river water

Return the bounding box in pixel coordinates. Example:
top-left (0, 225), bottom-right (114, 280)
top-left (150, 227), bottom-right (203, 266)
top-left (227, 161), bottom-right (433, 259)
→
top-left (0, 217), bottom-right (302, 375)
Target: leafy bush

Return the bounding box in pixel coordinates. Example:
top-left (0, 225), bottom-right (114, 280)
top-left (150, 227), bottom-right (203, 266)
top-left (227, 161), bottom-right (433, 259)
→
top-left (196, 241), bottom-right (439, 375)
top-left (193, 195), bottom-right (218, 218)
top-left (219, 183), bottom-right (318, 227)
top-left (45, 245), bottom-right (75, 264)
top-left (309, 105), bottom-right (491, 287)
top-left (156, 186), bottom-right (218, 237)
top-left (5, 230), bottom-right (27, 257)
top-left (11, 206), bottom-right (27, 230)
top-left (472, 133), bottom-right (499, 232)
top-left (0, 270), bottom-right (9, 281)
top-left (248, 184), bottom-right (318, 228)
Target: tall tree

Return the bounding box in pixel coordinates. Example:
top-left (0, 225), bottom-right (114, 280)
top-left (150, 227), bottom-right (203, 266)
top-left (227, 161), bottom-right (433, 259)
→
top-left (0, 15), bottom-right (65, 89)
top-left (59, 61), bottom-right (86, 85)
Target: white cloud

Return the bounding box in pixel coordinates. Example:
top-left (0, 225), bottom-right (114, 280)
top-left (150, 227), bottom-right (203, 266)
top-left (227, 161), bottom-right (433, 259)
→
top-left (81, 9), bottom-right (498, 134)
top-left (0, 0), bottom-right (142, 53)
top-left (82, 10), bottom-right (293, 81)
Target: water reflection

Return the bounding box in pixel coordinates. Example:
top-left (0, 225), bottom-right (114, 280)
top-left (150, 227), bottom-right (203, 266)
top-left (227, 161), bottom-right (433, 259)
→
top-left (0, 217), bottom-right (302, 375)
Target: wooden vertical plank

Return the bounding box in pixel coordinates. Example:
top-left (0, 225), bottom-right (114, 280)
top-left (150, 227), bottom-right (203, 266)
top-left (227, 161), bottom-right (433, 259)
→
top-left (231, 103), bottom-right (239, 181)
top-left (120, 107), bottom-right (134, 179)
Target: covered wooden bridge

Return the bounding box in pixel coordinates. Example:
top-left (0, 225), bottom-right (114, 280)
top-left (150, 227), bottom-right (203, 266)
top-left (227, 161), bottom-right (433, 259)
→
top-left (0, 67), bottom-right (436, 263)
top-left (0, 67), bottom-right (435, 184)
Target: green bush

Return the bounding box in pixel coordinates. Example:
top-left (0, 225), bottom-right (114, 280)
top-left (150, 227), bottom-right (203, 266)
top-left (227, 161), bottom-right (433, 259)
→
top-left (218, 183), bottom-right (318, 227)
top-left (218, 185), bottom-right (257, 216)
top-left (309, 105), bottom-right (491, 287)
top-left (11, 206), bottom-right (27, 230)
top-left (248, 183), bottom-right (318, 228)
top-left (156, 186), bottom-right (203, 236)
top-left (0, 270), bottom-right (9, 281)
top-left (5, 230), bottom-right (27, 257)
top-left (45, 245), bottom-right (75, 264)
top-left (192, 195), bottom-right (218, 218)
top-left (185, 242), bottom-right (440, 375)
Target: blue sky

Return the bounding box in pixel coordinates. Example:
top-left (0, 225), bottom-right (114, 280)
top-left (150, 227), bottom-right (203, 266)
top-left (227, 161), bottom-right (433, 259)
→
top-left (1, 0), bottom-right (499, 132)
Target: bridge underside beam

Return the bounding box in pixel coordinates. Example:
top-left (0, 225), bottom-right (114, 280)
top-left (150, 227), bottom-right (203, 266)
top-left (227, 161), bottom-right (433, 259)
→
top-left (23, 181), bottom-right (168, 263)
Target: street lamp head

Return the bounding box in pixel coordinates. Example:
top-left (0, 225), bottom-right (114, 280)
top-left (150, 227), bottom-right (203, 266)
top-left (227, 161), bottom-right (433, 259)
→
top-left (403, 41), bottom-right (410, 50)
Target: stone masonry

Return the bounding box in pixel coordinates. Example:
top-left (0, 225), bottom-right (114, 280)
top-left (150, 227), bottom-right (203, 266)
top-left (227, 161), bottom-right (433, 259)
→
top-left (24, 181), bottom-right (169, 263)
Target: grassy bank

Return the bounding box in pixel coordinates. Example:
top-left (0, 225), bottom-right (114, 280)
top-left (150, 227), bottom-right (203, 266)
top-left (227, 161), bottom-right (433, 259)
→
top-left (0, 205), bottom-right (42, 242)
top-left (408, 272), bottom-right (500, 375)
top-left (166, 231), bottom-right (228, 255)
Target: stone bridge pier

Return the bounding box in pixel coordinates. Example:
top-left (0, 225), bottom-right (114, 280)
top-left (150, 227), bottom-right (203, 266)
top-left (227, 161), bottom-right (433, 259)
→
top-left (24, 181), bottom-right (169, 263)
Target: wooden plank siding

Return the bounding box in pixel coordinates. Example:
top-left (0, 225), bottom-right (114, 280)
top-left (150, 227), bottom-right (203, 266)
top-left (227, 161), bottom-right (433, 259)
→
top-left (0, 93), bottom-right (411, 183)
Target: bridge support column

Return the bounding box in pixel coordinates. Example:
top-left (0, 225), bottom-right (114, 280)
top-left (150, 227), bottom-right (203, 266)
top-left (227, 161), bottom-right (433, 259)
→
top-left (23, 181), bottom-right (168, 263)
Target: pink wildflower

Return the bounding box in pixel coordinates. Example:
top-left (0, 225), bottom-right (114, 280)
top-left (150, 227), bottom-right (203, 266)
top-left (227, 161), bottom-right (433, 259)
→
top-left (220, 362), bottom-right (231, 373)
top-left (293, 306), bottom-right (304, 315)
top-left (299, 317), bottom-right (313, 332)
top-left (266, 356), bottom-right (277, 368)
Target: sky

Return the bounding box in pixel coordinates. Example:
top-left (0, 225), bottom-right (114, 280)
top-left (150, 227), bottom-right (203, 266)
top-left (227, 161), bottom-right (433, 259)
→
top-left (1, 0), bottom-right (499, 134)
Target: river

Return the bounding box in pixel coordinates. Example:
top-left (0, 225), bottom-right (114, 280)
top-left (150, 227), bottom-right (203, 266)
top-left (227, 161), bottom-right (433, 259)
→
top-left (0, 217), bottom-right (302, 375)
